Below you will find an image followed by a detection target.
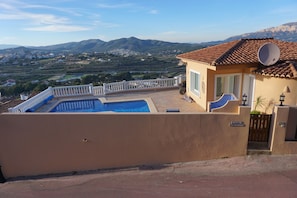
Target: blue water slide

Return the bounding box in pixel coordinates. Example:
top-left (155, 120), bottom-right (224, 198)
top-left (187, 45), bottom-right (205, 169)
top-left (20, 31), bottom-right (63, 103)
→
top-left (209, 93), bottom-right (237, 112)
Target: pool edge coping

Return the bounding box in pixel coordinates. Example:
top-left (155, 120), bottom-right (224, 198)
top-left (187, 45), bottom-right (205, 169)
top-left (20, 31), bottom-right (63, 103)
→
top-left (98, 97), bottom-right (158, 113)
top-left (40, 96), bottom-right (158, 113)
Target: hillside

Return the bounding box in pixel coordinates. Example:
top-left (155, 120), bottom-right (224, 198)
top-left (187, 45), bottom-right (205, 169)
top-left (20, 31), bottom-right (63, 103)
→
top-left (2, 22), bottom-right (297, 55)
top-left (0, 37), bottom-right (204, 56)
top-left (224, 22), bottom-right (297, 42)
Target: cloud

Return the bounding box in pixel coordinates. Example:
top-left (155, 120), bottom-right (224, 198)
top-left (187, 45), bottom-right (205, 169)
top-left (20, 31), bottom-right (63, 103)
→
top-left (0, 1), bottom-right (69, 24)
top-left (0, 2), bottom-right (15, 10)
top-left (97, 3), bottom-right (133, 9)
top-left (0, 13), bottom-right (23, 20)
top-left (22, 3), bottom-right (83, 17)
top-left (0, 1), bottom-right (89, 32)
top-left (149, 9), bottom-right (159, 15)
top-left (0, 10), bottom-right (74, 29)
top-left (24, 25), bottom-right (90, 32)
top-left (24, 13), bottom-right (69, 25)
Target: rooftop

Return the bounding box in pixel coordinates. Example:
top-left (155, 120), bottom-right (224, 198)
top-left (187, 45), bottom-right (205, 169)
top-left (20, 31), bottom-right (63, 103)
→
top-left (254, 60), bottom-right (297, 79)
top-left (177, 38), bottom-right (297, 66)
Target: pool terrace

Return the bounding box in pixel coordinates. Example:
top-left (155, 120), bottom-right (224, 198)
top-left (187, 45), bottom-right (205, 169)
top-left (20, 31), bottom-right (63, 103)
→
top-left (3, 77), bottom-right (297, 180)
top-left (101, 89), bottom-right (204, 112)
top-left (8, 76), bottom-right (204, 113)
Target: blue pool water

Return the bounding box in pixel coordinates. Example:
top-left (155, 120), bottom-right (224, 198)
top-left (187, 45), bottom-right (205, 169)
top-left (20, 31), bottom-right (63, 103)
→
top-left (50, 99), bottom-right (150, 112)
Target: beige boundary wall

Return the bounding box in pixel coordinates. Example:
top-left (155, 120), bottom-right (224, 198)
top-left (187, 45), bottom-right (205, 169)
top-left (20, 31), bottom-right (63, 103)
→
top-left (270, 106), bottom-right (297, 154)
top-left (0, 107), bottom-right (250, 179)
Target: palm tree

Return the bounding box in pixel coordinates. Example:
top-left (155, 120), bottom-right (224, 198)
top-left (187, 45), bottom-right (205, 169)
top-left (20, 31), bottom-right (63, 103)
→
top-left (251, 96), bottom-right (265, 114)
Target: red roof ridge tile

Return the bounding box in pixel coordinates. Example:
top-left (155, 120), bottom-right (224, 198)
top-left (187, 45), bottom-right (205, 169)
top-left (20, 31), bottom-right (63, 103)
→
top-left (212, 39), bottom-right (246, 66)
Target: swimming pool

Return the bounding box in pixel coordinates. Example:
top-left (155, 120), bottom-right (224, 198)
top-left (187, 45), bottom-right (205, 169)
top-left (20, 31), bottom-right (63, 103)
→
top-left (50, 99), bottom-right (150, 112)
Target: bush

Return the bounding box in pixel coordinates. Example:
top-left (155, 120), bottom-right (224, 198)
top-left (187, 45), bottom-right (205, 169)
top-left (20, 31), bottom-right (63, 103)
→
top-left (250, 110), bottom-right (261, 115)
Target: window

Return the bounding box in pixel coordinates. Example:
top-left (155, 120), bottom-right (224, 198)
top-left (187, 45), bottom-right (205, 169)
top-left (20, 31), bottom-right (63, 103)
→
top-left (215, 74), bottom-right (241, 99)
top-left (190, 70), bottom-right (200, 96)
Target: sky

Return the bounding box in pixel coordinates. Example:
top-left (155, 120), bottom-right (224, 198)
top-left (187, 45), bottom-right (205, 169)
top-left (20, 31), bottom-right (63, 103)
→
top-left (0, 0), bottom-right (297, 46)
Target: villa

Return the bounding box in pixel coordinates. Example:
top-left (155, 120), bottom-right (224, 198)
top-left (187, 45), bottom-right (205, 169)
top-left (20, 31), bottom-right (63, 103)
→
top-left (177, 38), bottom-right (297, 113)
top-left (1, 38), bottom-right (297, 180)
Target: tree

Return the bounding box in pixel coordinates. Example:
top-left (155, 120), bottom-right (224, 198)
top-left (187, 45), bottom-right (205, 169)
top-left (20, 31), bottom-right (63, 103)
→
top-left (114, 72), bottom-right (133, 81)
top-left (81, 75), bottom-right (99, 84)
top-left (33, 83), bottom-right (47, 92)
top-left (251, 96), bottom-right (266, 114)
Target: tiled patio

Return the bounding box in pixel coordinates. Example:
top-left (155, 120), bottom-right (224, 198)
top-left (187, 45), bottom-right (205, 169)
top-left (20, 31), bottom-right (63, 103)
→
top-left (15, 88), bottom-right (204, 113)
top-left (102, 88), bottom-right (204, 112)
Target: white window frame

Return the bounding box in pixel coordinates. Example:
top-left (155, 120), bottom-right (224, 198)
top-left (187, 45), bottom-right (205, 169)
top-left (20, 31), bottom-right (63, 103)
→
top-left (214, 73), bottom-right (241, 99)
top-left (190, 70), bottom-right (200, 96)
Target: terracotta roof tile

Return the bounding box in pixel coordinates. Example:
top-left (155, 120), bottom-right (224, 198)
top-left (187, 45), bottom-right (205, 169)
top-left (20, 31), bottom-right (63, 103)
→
top-left (177, 38), bottom-right (297, 66)
top-left (254, 61), bottom-right (297, 79)
top-left (177, 40), bottom-right (241, 65)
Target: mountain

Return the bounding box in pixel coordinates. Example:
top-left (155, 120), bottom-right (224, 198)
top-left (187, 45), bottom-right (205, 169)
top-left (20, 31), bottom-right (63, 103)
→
top-left (24, 37), bottom-right (203, 55)
top-left (0, 37), bottom-right (204, 57)
top-left (98, 37), bottom-right (201, 54)
top-left (1, 22), bottom-right (297, 56)
top-left (224, 22), bottom-right (297, 42)
top-left (31, 39), bottom-right (106, 53)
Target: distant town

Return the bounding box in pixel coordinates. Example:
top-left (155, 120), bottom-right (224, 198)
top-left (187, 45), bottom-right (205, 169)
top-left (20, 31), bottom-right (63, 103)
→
top-left (0, 39), bottom-right (189, 100)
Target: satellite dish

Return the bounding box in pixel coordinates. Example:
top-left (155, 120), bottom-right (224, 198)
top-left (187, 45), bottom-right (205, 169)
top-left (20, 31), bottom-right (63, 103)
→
top-left (257, 42), bottom-right (280, 66)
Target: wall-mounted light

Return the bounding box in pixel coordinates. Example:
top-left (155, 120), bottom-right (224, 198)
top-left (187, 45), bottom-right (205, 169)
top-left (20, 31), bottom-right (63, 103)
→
top-left (242, 94), bottom-right (247, 106)
top-left (279, 93), bottom-right (285, 106)
top-left (283, 85), bottom-right (291, 93)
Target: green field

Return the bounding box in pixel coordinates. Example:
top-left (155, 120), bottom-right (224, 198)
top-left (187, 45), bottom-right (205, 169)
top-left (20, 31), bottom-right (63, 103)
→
top-left (0, 54), bottom-right (185, 97)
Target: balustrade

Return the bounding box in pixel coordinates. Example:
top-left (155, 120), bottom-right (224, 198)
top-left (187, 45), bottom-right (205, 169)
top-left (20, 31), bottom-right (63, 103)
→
top-left (52, 84), bottom-right (93, 97)
top-left (9, 76), bottom-right (183, 112)
top-left (93, 86), bottom-right (104, 96)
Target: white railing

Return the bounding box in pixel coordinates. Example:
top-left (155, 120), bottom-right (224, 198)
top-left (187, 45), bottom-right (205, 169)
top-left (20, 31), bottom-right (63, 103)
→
top-left (52, 84), bottom-right (93, 97)
top-left (9, 87), bottom-right (53, 113)
top-left (8, 76), bottom-right (185, 112)
top-left (103, 81), bottom-right (125, 94)
top-left (93, 86), bottom-right (104, 96)
top-left (101, 78), bottom-right (178, 95)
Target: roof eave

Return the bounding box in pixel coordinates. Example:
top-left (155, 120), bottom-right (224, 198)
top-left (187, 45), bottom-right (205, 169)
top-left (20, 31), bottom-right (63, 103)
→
top-left (178, 57), bottom-right (216, 70)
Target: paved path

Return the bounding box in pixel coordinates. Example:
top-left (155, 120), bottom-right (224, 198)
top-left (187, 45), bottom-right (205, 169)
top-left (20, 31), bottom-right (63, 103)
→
top-left (1, 154), bottom-right (297, 197)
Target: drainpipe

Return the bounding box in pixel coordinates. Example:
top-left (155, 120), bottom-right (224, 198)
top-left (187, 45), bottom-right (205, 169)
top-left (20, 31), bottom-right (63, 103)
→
top-left (0, 165), bottom-right (6, 183)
